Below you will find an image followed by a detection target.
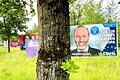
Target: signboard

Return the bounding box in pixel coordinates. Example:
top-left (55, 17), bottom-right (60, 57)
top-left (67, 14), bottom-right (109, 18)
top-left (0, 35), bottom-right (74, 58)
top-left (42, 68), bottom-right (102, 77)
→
top-left (26, 40), bottom-right (39, 57)
top-left (70, 22), bottom-right (117, 57)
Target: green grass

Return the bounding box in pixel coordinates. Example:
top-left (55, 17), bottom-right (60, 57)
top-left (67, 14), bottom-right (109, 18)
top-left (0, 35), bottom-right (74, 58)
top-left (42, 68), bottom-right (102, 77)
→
top-left (0, 47), bottom-right (37, 80)
top-left (0, 47), bottom-right (120, 80)
top-left (70, 57), bottom-right (120, 80)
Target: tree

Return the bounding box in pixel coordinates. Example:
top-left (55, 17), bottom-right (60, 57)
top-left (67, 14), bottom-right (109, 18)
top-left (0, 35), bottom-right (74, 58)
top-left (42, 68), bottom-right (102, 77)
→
top-left (26, 23), bottom-right (39, 34)
top-left (69, 0), bottom-right (105, 25)
top-left (36, 0), bottom-right (70, 80)
top-left (103, 0), bottom-right (120, 22)
top-left (0, 0), bottom-right (34, 52)
top-left (81, 0), bottom-right (105, 24)
top-left (69, 1), bottom-right (82, 25)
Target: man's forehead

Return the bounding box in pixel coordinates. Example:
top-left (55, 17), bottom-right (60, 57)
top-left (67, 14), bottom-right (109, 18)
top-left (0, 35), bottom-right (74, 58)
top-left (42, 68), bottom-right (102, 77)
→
top-left (74, 27), bottom-right (89, 36)
top-left (75, 27), bottom-right (88, 32)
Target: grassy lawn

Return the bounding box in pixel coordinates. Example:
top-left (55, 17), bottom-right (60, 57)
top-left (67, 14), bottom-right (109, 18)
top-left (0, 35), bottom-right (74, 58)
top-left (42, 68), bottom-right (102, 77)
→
top-left (70, 57), bottom-right (120, 80)
top-left (0, 47), bottom-right (36, 80)
top-left (0, 47), bottom-right (120, 80)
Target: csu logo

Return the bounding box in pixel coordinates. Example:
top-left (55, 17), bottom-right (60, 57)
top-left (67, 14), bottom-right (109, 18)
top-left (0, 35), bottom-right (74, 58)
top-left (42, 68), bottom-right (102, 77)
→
top-left (90, 26), bottom-right (99, 35)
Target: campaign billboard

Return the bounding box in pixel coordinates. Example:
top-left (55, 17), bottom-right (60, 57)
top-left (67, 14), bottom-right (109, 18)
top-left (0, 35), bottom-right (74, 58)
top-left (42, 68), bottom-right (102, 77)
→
top-left (70, 22), bottom-right (117, 57)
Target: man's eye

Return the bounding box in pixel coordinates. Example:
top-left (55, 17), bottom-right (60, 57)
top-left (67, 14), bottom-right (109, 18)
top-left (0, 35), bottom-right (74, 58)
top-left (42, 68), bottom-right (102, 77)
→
top-left (83, 35), bottom-right (86, 37)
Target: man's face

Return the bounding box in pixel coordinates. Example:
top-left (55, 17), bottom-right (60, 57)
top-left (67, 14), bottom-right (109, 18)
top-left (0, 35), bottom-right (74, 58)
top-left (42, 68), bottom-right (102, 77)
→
top-left (74, 27), bottom-right (89, 50)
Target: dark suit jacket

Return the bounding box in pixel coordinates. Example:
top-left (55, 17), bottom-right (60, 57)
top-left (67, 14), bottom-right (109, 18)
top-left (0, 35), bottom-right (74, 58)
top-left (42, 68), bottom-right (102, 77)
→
top-left (72, 47), bottom-right (100, 56)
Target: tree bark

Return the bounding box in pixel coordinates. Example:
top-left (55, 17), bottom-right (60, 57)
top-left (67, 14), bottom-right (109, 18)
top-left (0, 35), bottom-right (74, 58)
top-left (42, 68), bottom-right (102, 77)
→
top-left (8, 35), bottom-right (10, 53)
top-left (36, 0), bottom-right (70, 80)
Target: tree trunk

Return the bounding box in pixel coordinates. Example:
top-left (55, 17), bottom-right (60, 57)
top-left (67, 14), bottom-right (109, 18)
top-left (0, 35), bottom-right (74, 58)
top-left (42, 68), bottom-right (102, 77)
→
top-left (8, 35), bottom-right (10, 53)
top-left (36, 0), bottom-right (70, 80)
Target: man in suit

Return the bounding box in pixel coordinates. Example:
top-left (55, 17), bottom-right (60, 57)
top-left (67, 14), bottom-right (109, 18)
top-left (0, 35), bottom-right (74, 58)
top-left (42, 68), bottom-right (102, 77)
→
top-left (72, 25), bottom-right (100, 56)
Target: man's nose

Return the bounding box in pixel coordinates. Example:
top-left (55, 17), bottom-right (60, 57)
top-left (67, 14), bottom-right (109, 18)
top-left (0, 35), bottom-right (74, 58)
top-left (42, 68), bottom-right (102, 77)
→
top-left (78, 36), bottom-right (84, 42)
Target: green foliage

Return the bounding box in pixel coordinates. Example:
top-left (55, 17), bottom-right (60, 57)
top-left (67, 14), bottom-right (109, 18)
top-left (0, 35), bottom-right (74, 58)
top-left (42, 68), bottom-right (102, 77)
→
top-left (68, 0), bottom-right (77, 4)
top-left (61, 59), bottom-right (79, 73)
top-left (81, 0), bottom-right (105, 24)
top-left (69, 0), bottom-right (120, 25)
top-left (103, 0), bottom-right (119, 23)
top-left (69, 1), bottom-right (82, 25)
top-left (0, 0), bottom-right (35, 40)
top-left (30, 0), bottom-right (36, 17)
top-left (11, 35), bottom-right (19, 41)
top-left (26, 23), bottom-right (39, 34)
top-left (0, 0), bottom-right (35, 52)
top-left (69, 0), bottom-right (105, 25)
top-left (0, 0), bottom-right (28, 40)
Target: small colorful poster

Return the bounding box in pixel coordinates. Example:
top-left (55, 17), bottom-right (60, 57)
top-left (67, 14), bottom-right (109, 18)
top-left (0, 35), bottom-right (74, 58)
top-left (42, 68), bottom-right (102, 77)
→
top-left (26, 40), bottom-right (39, 57)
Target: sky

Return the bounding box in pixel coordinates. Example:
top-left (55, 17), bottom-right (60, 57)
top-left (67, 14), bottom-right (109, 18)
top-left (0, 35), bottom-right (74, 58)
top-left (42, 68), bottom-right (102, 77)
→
top-left (26, 0), bottom-right (38, 30)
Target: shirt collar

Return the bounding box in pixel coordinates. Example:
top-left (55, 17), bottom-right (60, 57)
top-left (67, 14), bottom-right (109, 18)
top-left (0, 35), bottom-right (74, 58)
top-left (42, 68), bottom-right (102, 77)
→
top-left (77, 46), bottom-right (89, 53)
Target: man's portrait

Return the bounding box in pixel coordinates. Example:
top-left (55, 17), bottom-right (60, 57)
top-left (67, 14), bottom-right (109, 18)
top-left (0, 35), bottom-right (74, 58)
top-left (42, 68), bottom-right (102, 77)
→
top-left (72, 25), bottom-right (101, 56)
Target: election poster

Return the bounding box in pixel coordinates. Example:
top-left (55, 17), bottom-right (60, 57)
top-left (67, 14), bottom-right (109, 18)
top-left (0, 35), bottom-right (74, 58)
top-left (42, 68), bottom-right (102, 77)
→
top-left (70, 22), bottom-right (117, 57)
top-left (26, 40), bottom-right (39, 57)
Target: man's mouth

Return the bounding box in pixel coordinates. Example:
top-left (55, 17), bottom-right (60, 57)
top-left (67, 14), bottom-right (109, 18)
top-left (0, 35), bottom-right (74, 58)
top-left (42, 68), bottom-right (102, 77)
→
top-left (78, 42), bottom-right (85, 46)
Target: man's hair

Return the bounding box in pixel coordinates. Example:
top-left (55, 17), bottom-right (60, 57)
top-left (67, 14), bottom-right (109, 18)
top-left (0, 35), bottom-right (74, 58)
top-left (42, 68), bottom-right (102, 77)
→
top-left (74, 25), bottom-right (89, 36)
top-left (77, 25), bottom-right (84, 28)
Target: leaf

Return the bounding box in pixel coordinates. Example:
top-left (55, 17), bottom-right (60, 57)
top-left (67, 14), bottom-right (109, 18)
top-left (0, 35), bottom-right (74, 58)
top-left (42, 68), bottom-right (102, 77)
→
top-left (61, 59), bottom-right (79, 73)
